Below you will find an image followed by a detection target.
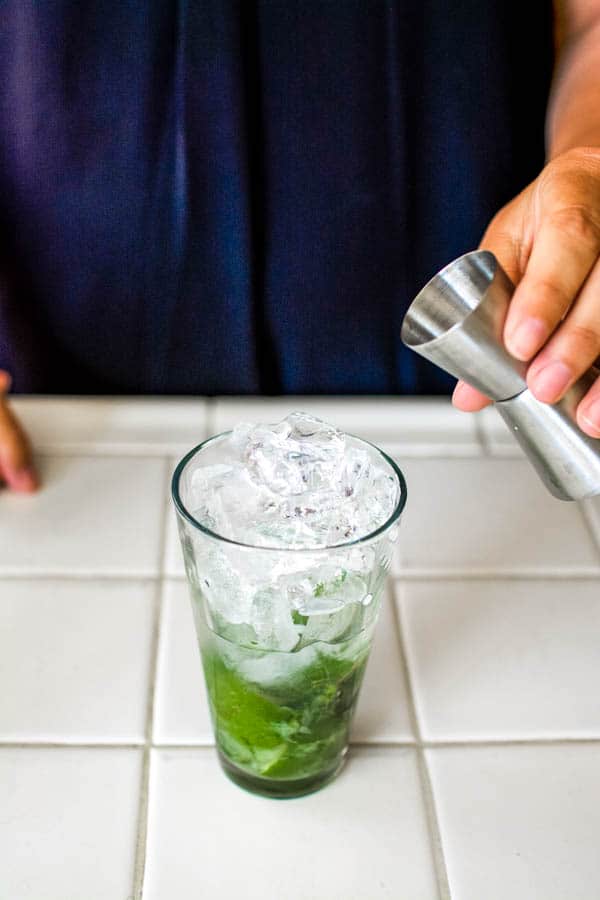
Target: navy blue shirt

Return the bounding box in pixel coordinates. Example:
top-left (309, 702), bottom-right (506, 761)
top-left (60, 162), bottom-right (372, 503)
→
top-left (0, 1), bottom-right (554, 395)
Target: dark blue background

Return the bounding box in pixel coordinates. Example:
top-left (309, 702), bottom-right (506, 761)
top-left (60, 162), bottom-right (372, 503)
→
top-left (0, 1), bottom-right (554, 395)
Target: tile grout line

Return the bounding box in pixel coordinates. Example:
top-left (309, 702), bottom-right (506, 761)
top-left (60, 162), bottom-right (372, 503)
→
top-left (4, 567), bottom-right (600, 584)
top-left (32, 446), bottom-right (207, 459)
top-left (420, 736), bottom-right (600, 748)
top-left (473, 412), bottom-right (491, 457)
top-left (3, 735), bottom-right (600, 751)
top-left (392, 569), bottom-right (600, 581)
top-left (34, 448), bottom-right (200, 461)
top-left (579, 502), bottom-right (600, 559)
top-left (28, 443), bottom-right (488, 461)
top-left (414, 750), bottom-right (452, 900)
top-left (0, 571), bottom-right (164, 582)
top-left (29, 447), bottom-right (484, 461)
top-left (390, 582), bottom-right (452, 900)
top-left (131, 457), bottom-right (172, 900)
top-left (0, 741), bottom-right (146, 750)
top-left (131, 748), bottom-right (152, 900)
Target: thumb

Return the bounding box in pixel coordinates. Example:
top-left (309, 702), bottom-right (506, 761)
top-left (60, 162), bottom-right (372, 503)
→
top-left (0, 371), bottom-right (39, 492)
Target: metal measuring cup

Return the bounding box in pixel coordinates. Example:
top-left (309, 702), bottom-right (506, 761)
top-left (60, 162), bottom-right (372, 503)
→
top-left (401, 250), bottom-right (600, 500)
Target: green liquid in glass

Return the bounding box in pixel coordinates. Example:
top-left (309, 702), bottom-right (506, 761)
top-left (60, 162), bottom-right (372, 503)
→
top-left (202, 643), bottom-right (368, 786)
top-left (191, 584), bottom-right (373, 797)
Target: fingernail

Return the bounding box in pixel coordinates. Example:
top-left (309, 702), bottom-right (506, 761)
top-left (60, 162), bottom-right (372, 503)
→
top-left (7, 467), bottom-right (38, 493)
top-left (506, 317), bottom-right (549, 360)
top-left (530, 361), bottom-right (572, 402)
top-left (580, 398), bottom-right (600, 437)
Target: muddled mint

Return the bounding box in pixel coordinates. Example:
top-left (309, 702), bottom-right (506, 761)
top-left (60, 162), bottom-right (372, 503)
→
top-left (201, 636), bottom-right (368, 781)
top-left (314, 568), bottom-right (347, 597)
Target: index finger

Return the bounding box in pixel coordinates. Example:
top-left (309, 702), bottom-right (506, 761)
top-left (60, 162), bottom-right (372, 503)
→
top-left (502, 205), bottom-right (600, 361)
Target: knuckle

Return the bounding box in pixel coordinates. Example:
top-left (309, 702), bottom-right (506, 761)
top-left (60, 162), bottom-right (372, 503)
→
top-left (566, 323), bottom-right (600, 356)
top-left (481, 223), bottom-right (526, 274)
top-left (558, 147), bottom-right (600, 175)
top-left (529, 277), bottom-right (571, 315)
top-left (548, 205), bottom-right (600, 248)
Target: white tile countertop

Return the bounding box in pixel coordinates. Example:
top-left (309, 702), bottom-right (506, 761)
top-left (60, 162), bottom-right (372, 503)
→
top-left (1, 396), bottom-right (599, 900)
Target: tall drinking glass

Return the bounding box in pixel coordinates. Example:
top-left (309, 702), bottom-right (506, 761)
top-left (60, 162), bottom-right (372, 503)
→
top-left (172, 431), bottom-right (406, 798)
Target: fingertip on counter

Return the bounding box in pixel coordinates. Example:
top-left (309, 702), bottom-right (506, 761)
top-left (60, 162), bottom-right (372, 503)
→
top-left (4, 466), bottom-right (40, 493)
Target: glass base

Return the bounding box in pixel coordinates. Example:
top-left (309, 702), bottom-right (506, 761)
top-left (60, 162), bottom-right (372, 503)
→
top-left (217, 749), bottom-right (347, 799)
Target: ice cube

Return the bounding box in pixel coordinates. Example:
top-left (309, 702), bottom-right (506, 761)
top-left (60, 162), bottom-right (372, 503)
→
top-left (297, 603), bottom-right (365, 648)
top-left (249, 587), bottom-right (300, 652)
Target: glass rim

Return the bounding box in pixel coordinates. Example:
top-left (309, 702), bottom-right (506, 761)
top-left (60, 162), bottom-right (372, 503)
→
top-left (171, 430), bottom-right (408, 553)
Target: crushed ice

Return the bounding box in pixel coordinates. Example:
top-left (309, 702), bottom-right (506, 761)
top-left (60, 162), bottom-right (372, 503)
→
top-left (189, 412), bottom-right (398, 549)
top-left (184, 413), bottom-right (401, 652)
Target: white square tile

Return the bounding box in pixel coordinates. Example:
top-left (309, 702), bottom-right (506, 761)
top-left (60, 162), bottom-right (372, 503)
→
top-left (392, 458), bottom-right (599, 575)
top-left (212, 396), bottom-right (480, 456)
top-left (152, 580), bottom-right (213, 744)
top-left (153, 582), bottom-right (414, 745)
top-left (0, 747), bottom-right (142, 900)
top-left (0, 579), bottom-right (155, 741)
top-left (379, 401), bottom-right (480, 457)
top-left (397, 579), bottom-right (600, 741)
top-left (11, 396), bottom-right (208, 455)
top-left (0, 455), bottom-right (166, 575)
top-left (477, 405), bottom-right (523, 456)
top-left (144, 747), bottom-right (438, 900)
top-left (427, 744), bottom-right (600, 900)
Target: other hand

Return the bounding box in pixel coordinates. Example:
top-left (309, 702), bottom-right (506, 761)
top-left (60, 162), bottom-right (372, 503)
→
top-left (0, 370), bottom-right (38, 492)
top-left (452, 146), bottom-right (600, 438)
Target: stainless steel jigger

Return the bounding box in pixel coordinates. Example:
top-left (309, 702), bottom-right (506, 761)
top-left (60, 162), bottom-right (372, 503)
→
top-left (401, 249), bottom-right (600, 500)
